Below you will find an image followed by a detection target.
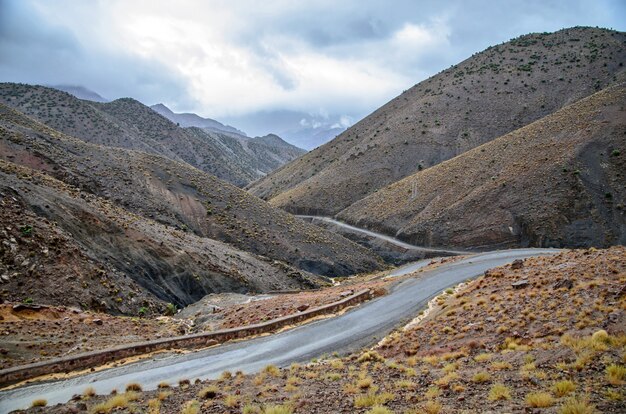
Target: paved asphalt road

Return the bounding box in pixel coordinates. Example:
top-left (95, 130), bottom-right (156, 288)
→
top-left (0, 248), bottom-right (559, 412)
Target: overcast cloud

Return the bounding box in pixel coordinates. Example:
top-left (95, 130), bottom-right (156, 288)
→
top-left (1, 0), bottom-right (624, 137)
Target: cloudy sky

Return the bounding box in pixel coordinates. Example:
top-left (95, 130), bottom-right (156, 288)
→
top-left (1, 0), bottom-right (624, 139)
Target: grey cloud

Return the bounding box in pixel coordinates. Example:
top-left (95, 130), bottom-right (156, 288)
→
top-left (0, 0), bottom-right (192, 108)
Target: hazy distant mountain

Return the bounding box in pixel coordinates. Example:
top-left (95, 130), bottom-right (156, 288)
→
top-left (52, 84), bottom-right (109, 102)
top-left (222, 109), bottom-right (350, 150)
top-left (150, 103), bottom-right (245, 136)
top-left (282, 126), bottom-right (345, 151)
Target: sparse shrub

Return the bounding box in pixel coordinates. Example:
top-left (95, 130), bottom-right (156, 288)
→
top-left (164, 303), bottom-right (177, 316)
top-left (472, 371), bottom-right (491, 383)
top-left (157, 382), bottom-right (170, 389)
top-left (558, 395), bottom-right (596, 414)
top-left (366, 406), bottom-right (393, 414)
top-left (474, 353), bottom-right (492, 362)
top-left (125, 382), bottom-right (142, 392)
top-left (263, 364), bottom-right (281, 377)
top-left (358, 351), bottom-right (385, 363)
top-left (395, 380), bottom-right (416, 389)
top-left (491, 361), bottom-right (513, 370)
top-left (425, 386), bottom-right (441, 399)
top-left (263, 404), bottom-right (293, 414)
top-left (178, 379), bottom-right (191, 388)
top-left (31, 399), bottom-right (47, 407)
top-left (354, 391), bottom-right (394, 407)
top-left (420, 400), bottom-right (443, 414)
top-left (148, 398), bottom-right (161, 414)
top-left (19, 224), bottom-right (33, 237)
top-left (157, 391), bottom-right (171, 401)
top-left (242, 404), bottom-right (262, 414)
top-left (606, 364), bottom-right (626, 385)
top-left (198, 385), bottom-right (218, 399)
top-left (220, 370), bottom-right (233, 381)
top-left (526, 391), bottom-right (555, 407)
top-left (91, 393), bottom-right (130, 413)
top-left (488, 383), bottom-right (511, 401)
top-left (611, 149), bottom-right (621, 156)
top-left (224, 394), bottom-right (239, 407)
top-left (552, 380), bottom-right (576, 397)
top-left (330, 359), bottom-right (344, 369)
top-left (180, 400), bottom-right (200, 414)
top-left (357, 376), bottom-right (373, 389)
top-left (83, 386), bottom-right (97, 398)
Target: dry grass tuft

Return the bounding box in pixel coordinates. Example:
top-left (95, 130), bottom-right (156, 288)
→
top-left (471, 371), bottom-right (491, 383)
top-left (606, 363), bottom-right (626, 385)
top-left (180, 400), bottom-right (200, 414)
top-left (558, 395), bottom-right (596, 414)
top-left (354, 391), bottom-right (394, 408)
top-left (488, 383), bottom-right (511, 401)
top-left (31, 399), bottom-right (47, 407)
top-left (552, 380), bottom-right (576, 397)
top-left (525, 391), bottom-right (555, 407)
top-left (125, 382), bottom-right (142, 392)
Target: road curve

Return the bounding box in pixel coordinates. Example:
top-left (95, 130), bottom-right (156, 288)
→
top-left (0, 248), bottom-right (558, 412)
top-left (296, 215), bottom-right (467, 255)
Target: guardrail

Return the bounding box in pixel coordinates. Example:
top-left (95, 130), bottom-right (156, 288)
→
top-left (0, 289), bottom-right (372, 387)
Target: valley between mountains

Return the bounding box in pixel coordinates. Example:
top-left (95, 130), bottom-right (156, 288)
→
top-left (0, 26), bottom-right (625, 414)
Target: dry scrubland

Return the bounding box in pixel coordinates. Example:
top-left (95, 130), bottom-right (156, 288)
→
top-left (21, 247), bottom-right (625, 413)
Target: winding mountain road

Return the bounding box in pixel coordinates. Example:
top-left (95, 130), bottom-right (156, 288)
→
top-left (0, 248), bottom-right (558, 412)
top-left (296, 215), bottom-right (467, 255)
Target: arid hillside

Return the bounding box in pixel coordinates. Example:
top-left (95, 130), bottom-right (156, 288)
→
top-left (0, 160), bottom-right (323, 310)
top-left (337, 83), bottom-right (626, 250)
top-left (0, 104), bottom-right (384, 280)
top-left (249, 27), bottom-right (626, 215)
top-left (0, 84), bottom-right (304, 186)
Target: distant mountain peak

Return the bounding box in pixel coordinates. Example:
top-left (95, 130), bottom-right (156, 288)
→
top-left (51, 84), bottom-right (109, 103)
top-left (150, 103), bottom-right (246, 136)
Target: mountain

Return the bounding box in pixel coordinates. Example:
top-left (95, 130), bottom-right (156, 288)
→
top-left (281, 125), bottom-right (345, 151)
top-left (51, 84), bottom-right (108, 102)
top-left (0, 159), bottom-right (320, 311)
top-left (248, 27), bottom-right (626, 215)
top-left (0, 103), bottom-right (383, 282)
top-left (222, 109), bottom-right (348, 150)
top-left (0, 84), bottom-right (304, 186)
top-left (338, 83), bottom-right (626, 249)
top-left (150, 103), bottom-right (245, 136)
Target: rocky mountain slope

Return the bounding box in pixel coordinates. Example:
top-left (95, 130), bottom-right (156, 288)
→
top-left (0, 84), bottom-right (304, 186)
top-left (0, 104), bottom-right (383, 284)
top-left (337, 83), bottom-right (626, 249)
top-left (249, 27), bottom-right (626, 215)
top-left (150, 103), bottom-right (244, 135)
top-left (0, 158), bottom-right (326, 310)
